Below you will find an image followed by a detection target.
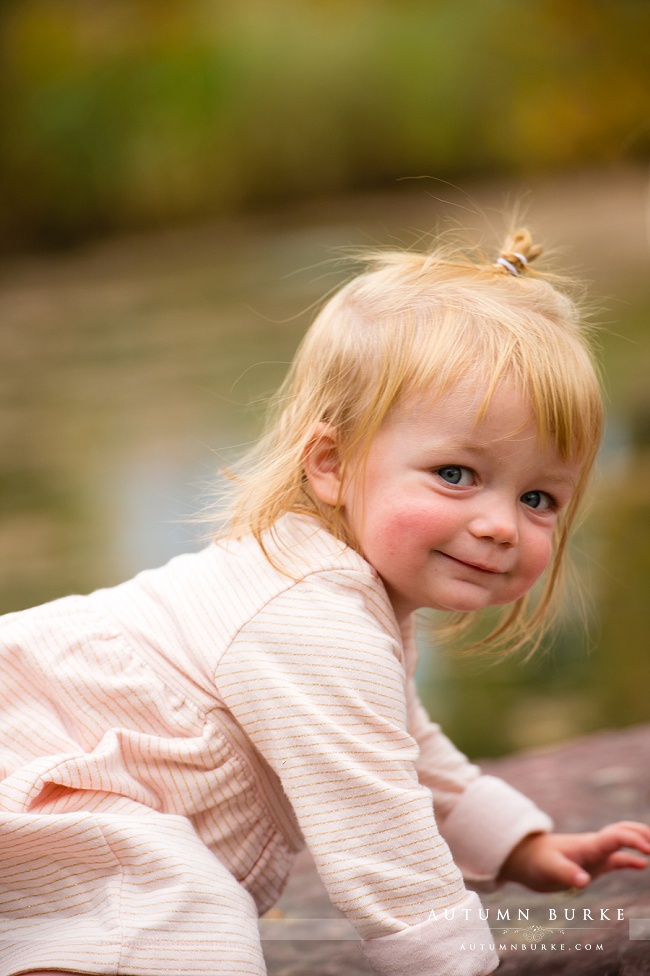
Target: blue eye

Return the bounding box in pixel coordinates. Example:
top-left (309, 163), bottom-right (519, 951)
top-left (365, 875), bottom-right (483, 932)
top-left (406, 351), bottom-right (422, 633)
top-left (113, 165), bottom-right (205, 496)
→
top-left (437, 466), bottom-right (473, 486)
top-left (521, 490), bottom-right (554, 512)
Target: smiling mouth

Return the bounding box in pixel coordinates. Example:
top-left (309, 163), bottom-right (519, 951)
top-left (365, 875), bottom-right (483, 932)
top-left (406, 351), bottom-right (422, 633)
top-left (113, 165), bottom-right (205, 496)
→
top-left (438, 552), bottom-right (504, 574)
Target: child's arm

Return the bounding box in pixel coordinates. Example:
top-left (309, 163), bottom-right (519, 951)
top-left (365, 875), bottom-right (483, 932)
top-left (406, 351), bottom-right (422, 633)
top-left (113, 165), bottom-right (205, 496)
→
top-left (498, 821), bottom-right (650, 891)
top-left (402, 648), bottom-right (553, 885)
top-left (219, 577), bottom-right (502, 976)
top-left (403, 663), bottom-right (650, 893)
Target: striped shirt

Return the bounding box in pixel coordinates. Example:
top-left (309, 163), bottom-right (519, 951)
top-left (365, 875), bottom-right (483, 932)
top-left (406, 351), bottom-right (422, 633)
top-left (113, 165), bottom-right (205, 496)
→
top-left (0, 514), bottom-right (550, 976)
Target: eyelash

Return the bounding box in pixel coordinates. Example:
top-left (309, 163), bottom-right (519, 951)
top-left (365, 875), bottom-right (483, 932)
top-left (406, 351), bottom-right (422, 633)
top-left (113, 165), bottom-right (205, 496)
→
top-left (436, 465), bottom-right (474, 487)
top-left (435, 466), bottom-right (559, 512)
top-left (520, 490), bottom-right (557, 513)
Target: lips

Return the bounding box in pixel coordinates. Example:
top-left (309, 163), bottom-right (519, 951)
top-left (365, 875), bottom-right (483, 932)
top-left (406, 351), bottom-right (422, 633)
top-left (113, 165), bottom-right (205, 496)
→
top-left (438, 552), bottom-right (506, 574)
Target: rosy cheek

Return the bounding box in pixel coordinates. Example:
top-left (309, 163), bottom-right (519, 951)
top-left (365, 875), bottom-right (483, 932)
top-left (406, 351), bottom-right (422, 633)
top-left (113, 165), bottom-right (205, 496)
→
top-left (375, 520), bottom-right (407, 557)
top-left (402, 501), bottom-right (455, 534)
top-left (528, 537), bottom-right (554, 582)
top-left (376, 505), bottom-right (437, 554)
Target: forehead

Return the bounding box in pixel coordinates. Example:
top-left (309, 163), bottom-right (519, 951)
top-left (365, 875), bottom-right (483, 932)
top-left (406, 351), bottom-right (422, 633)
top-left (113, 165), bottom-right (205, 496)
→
top-left (379, 379), bottom-right (582, 481)
top-left (388, 380), bottom-right (535, 442)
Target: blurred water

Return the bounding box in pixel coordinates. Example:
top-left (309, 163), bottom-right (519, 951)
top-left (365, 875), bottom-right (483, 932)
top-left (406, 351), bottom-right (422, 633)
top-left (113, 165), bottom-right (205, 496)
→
top-left (1, 169), bottom-right (649, 757)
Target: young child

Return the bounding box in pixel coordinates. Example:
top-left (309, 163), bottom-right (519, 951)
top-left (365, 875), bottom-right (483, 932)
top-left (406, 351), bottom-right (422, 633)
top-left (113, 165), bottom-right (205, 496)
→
top-left (2, 230), bottom-right (649, 976)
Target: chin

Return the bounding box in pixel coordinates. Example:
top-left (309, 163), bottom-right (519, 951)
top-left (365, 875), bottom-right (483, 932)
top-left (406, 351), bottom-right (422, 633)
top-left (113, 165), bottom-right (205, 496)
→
top-left (429, 596), bottom-right (493, 614)
top-left (428, 585), bottom-right (501, 613)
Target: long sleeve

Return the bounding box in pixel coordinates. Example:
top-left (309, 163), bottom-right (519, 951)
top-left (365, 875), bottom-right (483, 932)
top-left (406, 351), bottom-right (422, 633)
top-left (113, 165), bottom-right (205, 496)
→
top-left (403, 624), bottom-right (553, 883)
top-left (216, 569), bottom-right (499, 976)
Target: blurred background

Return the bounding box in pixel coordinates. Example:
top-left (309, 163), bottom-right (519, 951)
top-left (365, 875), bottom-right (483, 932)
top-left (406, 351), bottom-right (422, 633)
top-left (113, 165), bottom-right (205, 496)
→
top-left (1, 0), bottom-right (649, 758)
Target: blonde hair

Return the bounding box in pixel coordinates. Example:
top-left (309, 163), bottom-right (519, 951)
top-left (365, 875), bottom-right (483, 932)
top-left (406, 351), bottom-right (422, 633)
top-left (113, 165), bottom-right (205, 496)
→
top-left (218, 229), bottom-right (603, 655)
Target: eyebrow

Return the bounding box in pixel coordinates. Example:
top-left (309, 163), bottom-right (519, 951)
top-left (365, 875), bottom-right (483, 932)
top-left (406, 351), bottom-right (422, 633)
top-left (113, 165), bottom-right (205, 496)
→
top-left (540, 473), bottom-right (578, 489)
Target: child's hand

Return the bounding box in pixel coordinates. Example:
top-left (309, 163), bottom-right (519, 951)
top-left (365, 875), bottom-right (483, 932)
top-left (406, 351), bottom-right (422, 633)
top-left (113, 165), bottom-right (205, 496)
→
top-left (498, 821), bottom-right (650, 892)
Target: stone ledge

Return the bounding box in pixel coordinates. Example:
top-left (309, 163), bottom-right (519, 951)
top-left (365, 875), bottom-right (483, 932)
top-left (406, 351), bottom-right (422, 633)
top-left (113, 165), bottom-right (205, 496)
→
top-left (263, 723), bottom-right (650, 975)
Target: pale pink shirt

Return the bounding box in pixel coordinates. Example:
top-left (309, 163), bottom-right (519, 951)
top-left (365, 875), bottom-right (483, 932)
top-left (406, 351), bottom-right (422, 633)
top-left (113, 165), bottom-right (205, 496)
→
top-left (0, 514), bottom-right (551, 976)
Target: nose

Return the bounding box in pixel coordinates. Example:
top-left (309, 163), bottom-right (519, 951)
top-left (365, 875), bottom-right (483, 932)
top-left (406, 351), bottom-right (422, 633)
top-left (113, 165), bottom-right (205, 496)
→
top-left (468, 499), bottom-right (519, 546)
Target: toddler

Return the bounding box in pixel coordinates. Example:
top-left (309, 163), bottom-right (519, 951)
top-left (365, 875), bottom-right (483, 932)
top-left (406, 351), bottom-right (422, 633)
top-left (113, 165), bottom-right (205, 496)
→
top-left (1, 230), bottom-right (649, 976)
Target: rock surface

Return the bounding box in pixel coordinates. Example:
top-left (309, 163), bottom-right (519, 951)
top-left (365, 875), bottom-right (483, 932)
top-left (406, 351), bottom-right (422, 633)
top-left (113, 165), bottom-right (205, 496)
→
top-left (262, 723), bottom-right (650, 975)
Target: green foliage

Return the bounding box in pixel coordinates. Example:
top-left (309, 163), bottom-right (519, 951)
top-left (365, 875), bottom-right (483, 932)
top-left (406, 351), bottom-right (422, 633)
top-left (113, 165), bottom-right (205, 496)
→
top-left (2, 0), bottom-right (650, 249)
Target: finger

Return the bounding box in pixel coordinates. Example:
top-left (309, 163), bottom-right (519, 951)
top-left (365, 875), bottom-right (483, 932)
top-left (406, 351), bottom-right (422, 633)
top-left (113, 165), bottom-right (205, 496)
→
top-left (601, 822), bottom-right (650, 843)
top-left (548, 850), bottom-right (591, 888)
top-left (608, 821), bottom-right (650, 833)
top-left (601, 826), bottom-right (650, 855)
top-left (598, 851), bottom-right (649, 874)
top-left (620, 825), bottom-right (650, 852)
top-left (591, 825), bottom-right (650, 858)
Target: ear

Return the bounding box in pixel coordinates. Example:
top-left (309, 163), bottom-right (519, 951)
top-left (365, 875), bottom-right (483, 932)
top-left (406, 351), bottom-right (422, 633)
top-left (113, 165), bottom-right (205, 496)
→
top-left (304, 423), bottom-right (343, 507)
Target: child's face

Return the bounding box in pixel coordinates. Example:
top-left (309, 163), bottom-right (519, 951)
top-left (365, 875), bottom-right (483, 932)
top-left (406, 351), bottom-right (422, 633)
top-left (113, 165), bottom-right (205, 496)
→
top-left (340, 380), bottom-right (582, 626)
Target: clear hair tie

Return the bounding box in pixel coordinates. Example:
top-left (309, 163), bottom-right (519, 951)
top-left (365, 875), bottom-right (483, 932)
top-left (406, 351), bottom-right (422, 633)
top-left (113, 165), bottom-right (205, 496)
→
top-left (496, 252), bottom-right (529, 277)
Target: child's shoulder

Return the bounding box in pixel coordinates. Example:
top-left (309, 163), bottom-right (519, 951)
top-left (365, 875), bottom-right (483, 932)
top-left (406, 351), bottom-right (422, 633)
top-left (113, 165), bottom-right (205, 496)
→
top-left (235, 512), bottom-right (378, 584)
top-left (218, 513), bottom-right (400, 636)
top-left (216, 515), bottom-right (405, 667)
top-left (91, 514), bottom-right (399, 650)
top-left (213, 512), bottom-right (342, 563)
top-left (204, 513), bottom-right (374, 594)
